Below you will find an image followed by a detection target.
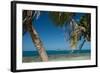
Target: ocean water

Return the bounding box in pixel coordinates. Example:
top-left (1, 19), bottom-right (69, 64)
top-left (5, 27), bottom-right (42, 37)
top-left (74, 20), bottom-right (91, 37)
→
top-left (23, 50), bottom-right (91, 57)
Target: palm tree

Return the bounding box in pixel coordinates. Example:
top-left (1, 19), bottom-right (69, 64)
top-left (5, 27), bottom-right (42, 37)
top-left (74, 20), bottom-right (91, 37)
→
top-left (49, 12), bottom-right (74, 42)
top-left (49, 12), bottom-right (89, 52)
top-left (49, 12), bottom-right (79, 51)
top-left (69, 13), bottom-right (91, 52)
top-left (78, 14), bottom-right (91, 50)
top-left (23, 10), bottom-right (48, 61)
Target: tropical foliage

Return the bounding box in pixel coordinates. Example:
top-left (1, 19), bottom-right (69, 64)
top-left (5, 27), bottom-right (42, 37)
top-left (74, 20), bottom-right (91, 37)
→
top-left (23, 10), bottom-right (48, 61)
top-left (23, 10), bottom-right (91, 61)
top-left (49, 12), bottom-right (91, 51)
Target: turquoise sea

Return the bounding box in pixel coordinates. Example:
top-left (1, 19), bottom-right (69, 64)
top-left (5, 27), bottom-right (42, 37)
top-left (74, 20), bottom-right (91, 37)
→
top-left (23, 50), bottom-right (91, 57)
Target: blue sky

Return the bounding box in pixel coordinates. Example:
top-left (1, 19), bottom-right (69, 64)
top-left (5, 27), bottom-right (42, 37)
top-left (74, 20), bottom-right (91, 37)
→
top-left (22, 11), bottom-right (91, 51)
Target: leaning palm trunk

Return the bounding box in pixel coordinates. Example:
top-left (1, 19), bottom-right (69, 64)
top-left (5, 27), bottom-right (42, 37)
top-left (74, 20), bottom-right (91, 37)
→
top-left (79, 39), bottom-right (86, 50)
top-left (23, 10), bottom-right (48, 61)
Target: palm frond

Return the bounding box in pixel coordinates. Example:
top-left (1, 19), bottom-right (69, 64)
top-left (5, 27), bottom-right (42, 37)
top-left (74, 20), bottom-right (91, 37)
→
top-left (49, 12), bottom-right (73, 27)
top-left (70, 31), bottom-right (78, 49)
top-left (79, 14), bottom-right (91, 41)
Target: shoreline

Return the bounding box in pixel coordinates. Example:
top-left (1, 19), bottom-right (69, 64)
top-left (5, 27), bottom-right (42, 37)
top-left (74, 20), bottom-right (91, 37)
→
top-left (23, 53), bottom-right (91, 63)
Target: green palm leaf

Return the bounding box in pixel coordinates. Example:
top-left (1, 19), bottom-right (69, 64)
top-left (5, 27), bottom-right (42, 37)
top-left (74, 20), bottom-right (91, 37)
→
top-left (49, 12), bottom-right (73, 27)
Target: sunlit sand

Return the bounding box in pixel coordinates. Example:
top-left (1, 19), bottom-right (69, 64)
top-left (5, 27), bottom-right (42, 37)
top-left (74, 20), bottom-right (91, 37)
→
top-left (23, 53), bottom-right (90, 63)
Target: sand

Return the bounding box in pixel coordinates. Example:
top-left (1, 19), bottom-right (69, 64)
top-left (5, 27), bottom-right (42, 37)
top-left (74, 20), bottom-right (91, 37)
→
top-left (22, 53), bottom-right (91, 63)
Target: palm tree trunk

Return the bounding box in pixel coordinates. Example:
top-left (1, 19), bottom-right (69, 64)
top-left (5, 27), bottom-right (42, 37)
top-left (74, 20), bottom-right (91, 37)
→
top-left (23, 10), bottom-right (48, 61)
top-left (79, 39), bottom-right (86, 50)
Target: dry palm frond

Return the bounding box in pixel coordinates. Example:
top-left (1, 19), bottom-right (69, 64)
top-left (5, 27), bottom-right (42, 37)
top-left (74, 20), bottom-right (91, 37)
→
top-left (70, 31), bottom-right (78, 49)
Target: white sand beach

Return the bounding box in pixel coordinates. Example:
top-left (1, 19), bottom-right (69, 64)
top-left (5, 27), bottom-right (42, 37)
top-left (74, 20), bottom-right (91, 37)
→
top-left (23, 53), bottom-right (91, 63)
